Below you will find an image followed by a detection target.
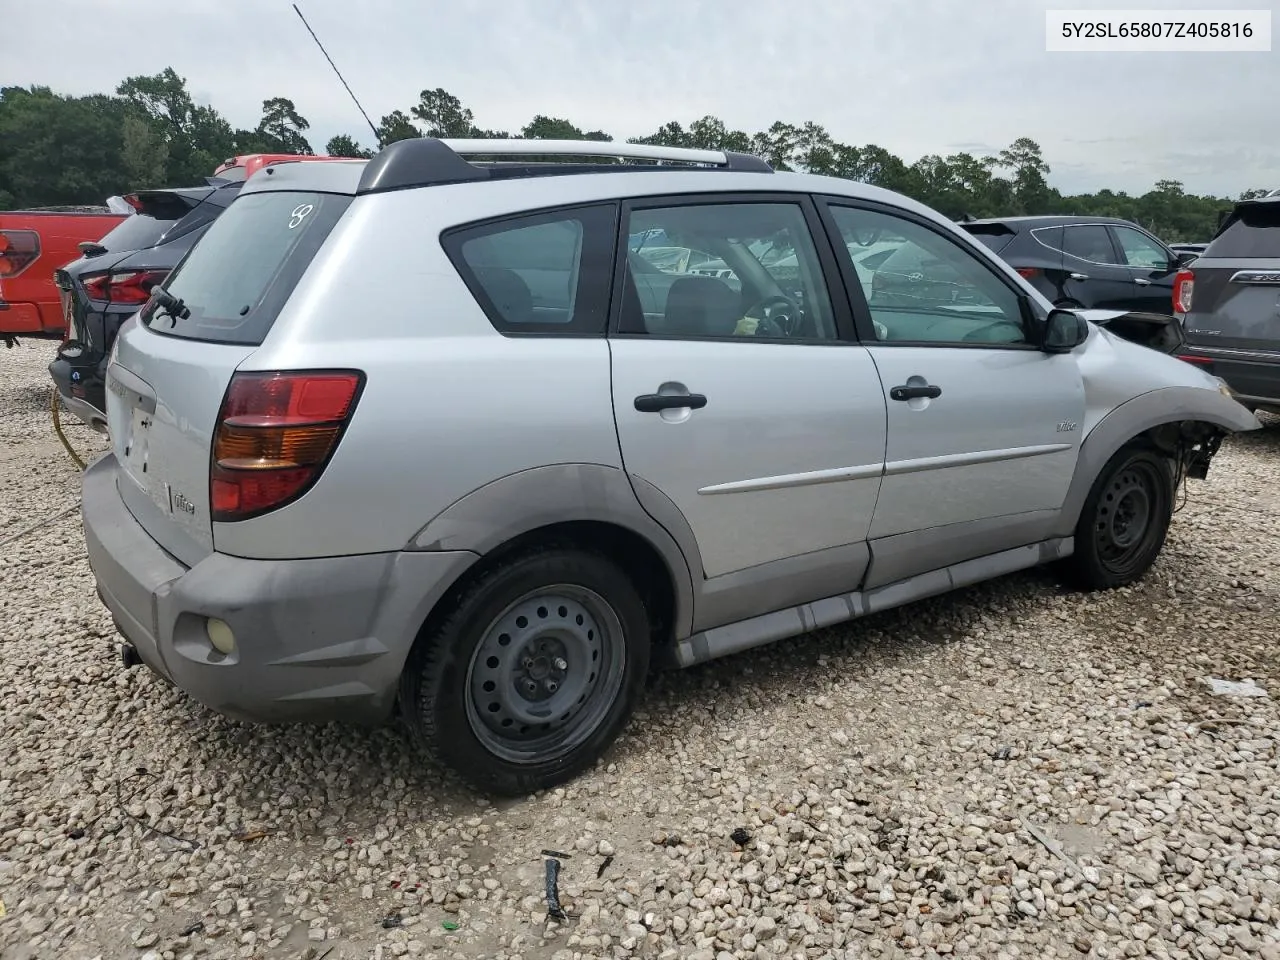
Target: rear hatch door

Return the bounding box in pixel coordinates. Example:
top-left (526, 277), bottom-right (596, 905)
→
top-left (1181, 200), bottom-right (1280, 395)
top-left (106, 187), bottom-right (352, 566)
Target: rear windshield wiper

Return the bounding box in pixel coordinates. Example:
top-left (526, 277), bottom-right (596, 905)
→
top-left (150, 287), bottom-right (190, 325)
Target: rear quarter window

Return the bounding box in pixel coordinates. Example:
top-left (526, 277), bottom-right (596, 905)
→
top-left (143, 191), bottom-right (351, 345)
top-left (98, 214), bottom-right (174, 253)
top-left (442, 204), bottom-right (618, 336)
top-left (1206, 204), bottom-right (1280, 258)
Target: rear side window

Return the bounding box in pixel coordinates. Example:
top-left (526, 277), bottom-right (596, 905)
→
top-left (1206, 203), bottom-right (1280, 258)
top-left (1030, 226), bottom-right (1064, 254)
top-left (1061, 225), bottom-right (1119, 264)
top-left (98, 214), bottom-right (175, 253)
top-left (443, 204), bottom-right (617, 335)
top-left (143, 191), bottom-right (351, 345)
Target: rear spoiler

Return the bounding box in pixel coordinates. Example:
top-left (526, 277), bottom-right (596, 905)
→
top-left (1079, 309), bottom-right (1185, 355)
top-left (124, 186), bottom-right (216, 219)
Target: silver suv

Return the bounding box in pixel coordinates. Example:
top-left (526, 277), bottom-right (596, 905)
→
top-left (83, 138), bottom-right (1259, 794)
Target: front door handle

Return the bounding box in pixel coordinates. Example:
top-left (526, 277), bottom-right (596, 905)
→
top-left (1133, 277), bottom-right (1152, 286)
top-left (1069, 272), bottom-right (1089, 281)
top-left (890, 384), bottom-right (942, 402)
top-left (634, 392), bottom-right (707, 413)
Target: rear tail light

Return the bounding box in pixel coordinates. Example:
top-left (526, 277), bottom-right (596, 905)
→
top-left (1172, 268), bottom-right (1195, 314)
top-left (1177, 354), bottom-right (1214, 367)
top-left (210, 370), bottom-right (364, 522)
top-left (1015, 267), bottom-right (1040, 280)
top-left (81, 270), bottom-right (169, 305)
top-left (123, 194), bottom-right (145, 214)
top-left (0, 229), bottom-right (40, 278)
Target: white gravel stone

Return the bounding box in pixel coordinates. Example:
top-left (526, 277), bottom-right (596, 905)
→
top-left (2, 342), bottom-right (1279, 958)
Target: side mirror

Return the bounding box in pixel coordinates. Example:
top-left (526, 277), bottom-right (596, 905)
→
top-left (1042, 308), bottom-right (1089, 354)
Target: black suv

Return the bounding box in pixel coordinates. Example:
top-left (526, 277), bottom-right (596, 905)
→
top-left (1175, 196), bottom-right (1280, 416)
top-left (959, 215), bottom-right (1194, 313)
top-left (50, 180), bottom-right (242, 429)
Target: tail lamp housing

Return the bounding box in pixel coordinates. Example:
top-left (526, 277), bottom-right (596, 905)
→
top-left (81, 270), bottom-right (170, 305)
top-left (0, 229), bottom-right (40, 278)
top-left (1172, 268), bottom-right (1195, 314)
top-left (210, 370), bottom-right (364, 522)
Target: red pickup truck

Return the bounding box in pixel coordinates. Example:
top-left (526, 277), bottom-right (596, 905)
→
top-left (0, 207), bottom-right (127, 342)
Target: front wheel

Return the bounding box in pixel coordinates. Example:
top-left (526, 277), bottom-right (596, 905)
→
top-left (400, 547), bottom-right (650, 795)
top-left (1064, 446), bottom-right (1174, 590)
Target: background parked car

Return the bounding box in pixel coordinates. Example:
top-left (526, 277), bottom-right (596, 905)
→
top-left (1169, 242), bottom-right (1208, 260)
top-left (0, 206), bottom-right (126, 344)
top-left (50, 181), bottom-right (242, 429)
top-left (1174, 194), bottom-right (1280, 415)
top-left (959, 215), bottom-right (1194, 313)
top-left (50, 155), bottom-right (335, 429)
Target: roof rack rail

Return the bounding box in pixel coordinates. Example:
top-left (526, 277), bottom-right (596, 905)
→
top-left (357, 137), bottom-right (772, 195)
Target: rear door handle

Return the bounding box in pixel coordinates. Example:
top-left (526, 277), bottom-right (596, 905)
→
top-left (634, 392), bottom-right (707, 413)
top-left (1069, 272), bottom-right (1089, 281)
top-left (1133, 277), bottom-right (1152, 286)
top-left (889, 384), bottom-right (942, 402)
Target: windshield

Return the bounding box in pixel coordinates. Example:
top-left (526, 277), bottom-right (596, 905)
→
top-left (144, 191), bottom-right (350, 345)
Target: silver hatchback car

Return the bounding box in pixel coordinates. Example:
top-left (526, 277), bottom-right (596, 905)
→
top-left (83, 138), bottom-right (1259, 794)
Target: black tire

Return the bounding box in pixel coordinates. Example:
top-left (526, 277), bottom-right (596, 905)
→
top-left (400, 546), bottom-right (650, 796)
top-left (1064, 445), bottom-right (1174, 590)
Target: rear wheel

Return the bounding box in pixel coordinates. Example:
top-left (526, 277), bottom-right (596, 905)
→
top-left (1064, 445), bottom-right (1173, 590)
top-left (400, 547), bottom-right (649, 795)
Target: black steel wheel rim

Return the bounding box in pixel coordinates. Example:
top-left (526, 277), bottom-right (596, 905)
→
top-left (1095, 460), bottom-right (1164, 578)
top-left (465, 585), bottom-right (626, 764)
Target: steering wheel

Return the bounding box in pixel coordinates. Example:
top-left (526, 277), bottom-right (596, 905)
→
top-left (846, 224), bottom-right (883, 247)
top-left (742, 294), bottom-right (802, 337)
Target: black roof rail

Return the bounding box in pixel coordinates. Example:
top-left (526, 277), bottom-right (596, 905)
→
top-left (357, 137), bottom-right (773, 195)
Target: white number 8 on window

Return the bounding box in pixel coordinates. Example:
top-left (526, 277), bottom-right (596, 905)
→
top-left (289, 203), bottom-right (314, 229)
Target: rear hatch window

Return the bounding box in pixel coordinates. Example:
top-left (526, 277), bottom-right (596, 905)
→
top-left (1205, 203), bottom-right (1280, 258)
top-left (144, 191), bottom-right (351, 346)
top-left (960, 223), bottom-right (1016, 255)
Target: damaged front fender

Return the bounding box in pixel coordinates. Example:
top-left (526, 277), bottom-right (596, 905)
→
top-left (1077, 309), bottom-right (1186, 355)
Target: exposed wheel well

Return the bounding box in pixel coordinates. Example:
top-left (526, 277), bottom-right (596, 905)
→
top-left (1132, 419), bottom-right (1226, 481)
top-left (412, 521), bottom-right (678, 658)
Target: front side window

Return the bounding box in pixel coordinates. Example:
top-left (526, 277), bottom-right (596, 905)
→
top-left (445, 204), bottom-right (617, 335)
top-left (1061, 225), bottom-right (1119, 264)
top-left (1112, 225), bottom-right (1171, 269)
top-left (829, 205), bottom-right (1027, 345)
top-left (620, 202), bottom-right (836, 341)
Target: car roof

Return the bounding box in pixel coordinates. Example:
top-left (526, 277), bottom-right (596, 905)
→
top-left (961, 215), bottom-right (1140, 230)
top-left (239, 139), bottom-right (960, 236)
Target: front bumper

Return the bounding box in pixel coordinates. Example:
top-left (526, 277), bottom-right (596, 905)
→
top-left (81, 453), bottom-right (478, 725)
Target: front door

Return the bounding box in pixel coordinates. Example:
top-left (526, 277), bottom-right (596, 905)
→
top-left (607, 196), bottom-right (888, 580)
top-left (820, 200), bottom-right (1086, 545)
top-left (1110, 223), bottom-right (1180, 313)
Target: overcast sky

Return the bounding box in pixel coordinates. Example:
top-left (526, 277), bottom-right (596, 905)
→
top-left (3, 0), bottom-right (1275, 197)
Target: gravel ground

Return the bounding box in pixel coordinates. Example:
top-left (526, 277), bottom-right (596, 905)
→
top-left (1, 339), bottom-right (1278, 960)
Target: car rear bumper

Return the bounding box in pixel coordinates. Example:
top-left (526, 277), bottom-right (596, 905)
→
top-left (81, 452), bottom-right (478, 725)
top-left (49, 355), bottom-right (108, 428)
top-left (1178, 346), bottom-right (1280, 412)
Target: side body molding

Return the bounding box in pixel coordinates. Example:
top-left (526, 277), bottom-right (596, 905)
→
top-left (1051, 386), bottom-right (1260, 538)
top-left (410, 464), bottom-right (697, 639)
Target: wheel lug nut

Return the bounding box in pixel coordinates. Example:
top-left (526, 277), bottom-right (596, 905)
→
top-left (522, 658), bottom-right (534, 669)
top-left (545, 679), bottom-right (559, 693)
top-left (553, 657), bottom-right (568, 671)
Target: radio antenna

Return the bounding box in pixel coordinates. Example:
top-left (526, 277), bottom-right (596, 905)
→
top-left (292, 3), bottom-right (383, 148)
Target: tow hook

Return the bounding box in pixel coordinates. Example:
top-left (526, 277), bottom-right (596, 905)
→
top-left (120, 643), bottom-right (143, 669)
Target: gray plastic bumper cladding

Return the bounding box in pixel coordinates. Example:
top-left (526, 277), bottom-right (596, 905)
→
top-left (81, 453), bottom-right (478, 725)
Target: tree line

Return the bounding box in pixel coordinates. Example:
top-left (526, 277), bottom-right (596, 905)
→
top-left (1, 68), bottom-right (1267, 242)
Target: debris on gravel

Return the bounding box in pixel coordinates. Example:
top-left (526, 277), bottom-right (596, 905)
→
top-left (1, 341), bottom-right (1278, 959)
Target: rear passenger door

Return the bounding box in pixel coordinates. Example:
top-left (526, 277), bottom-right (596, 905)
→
top-left (607, 194), bottom-right (888, 582)
top-left (818, 200), bottom-right (1085, 580)
top-left (1058, 224), bottom-right (1134, 309)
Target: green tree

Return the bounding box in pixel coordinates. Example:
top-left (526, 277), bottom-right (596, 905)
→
top-left (376, 110), bottom-right (419, 144)
top-left (256, 97), bottom-right (313, 155)
top-left (411, 88), bottom-right (478, 138)
top-left (116, 67), bottom-right (237, 182)
top-left (325, 134), bottom-right (373, 158)
top-left (120, 114), bottom-right (168, 188)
